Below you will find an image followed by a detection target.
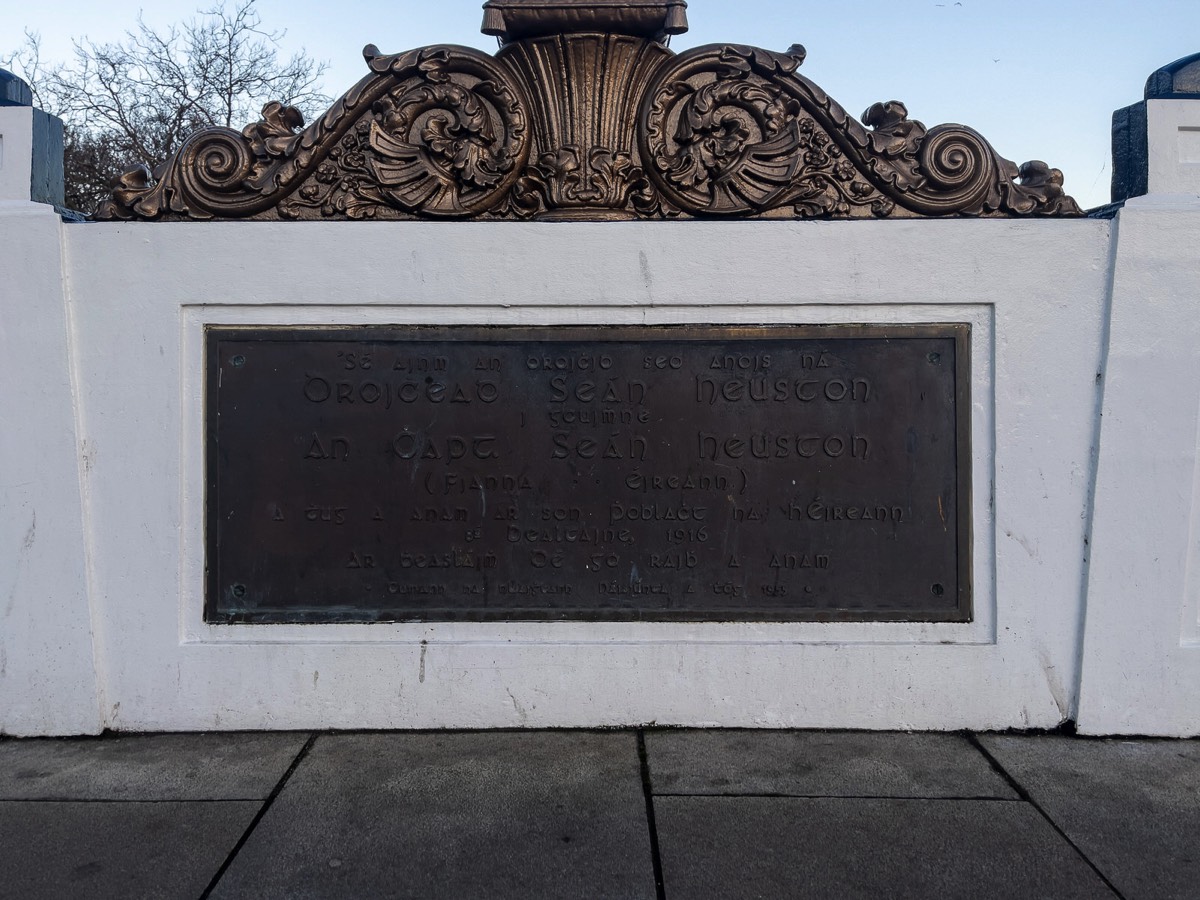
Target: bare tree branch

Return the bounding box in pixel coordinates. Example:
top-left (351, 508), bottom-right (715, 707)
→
top-left (3, 0), bottom-right (328, 213)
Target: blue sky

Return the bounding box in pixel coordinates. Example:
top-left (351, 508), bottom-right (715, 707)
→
top-left (5, 0), bottom-right (1200, 209)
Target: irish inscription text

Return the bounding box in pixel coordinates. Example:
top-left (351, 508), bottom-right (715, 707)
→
top-left (205, 325), bottom-right (971, 623)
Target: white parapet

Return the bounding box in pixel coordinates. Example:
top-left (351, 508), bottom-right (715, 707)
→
top-left (35, 216), bottom-right (1109, 734)
top-left (10, 54), bottom-right (1200, 735)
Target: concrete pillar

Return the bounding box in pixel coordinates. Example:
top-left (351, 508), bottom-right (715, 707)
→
top-left (0, 69), bottom-right (101, 735)
top-left (1079, 54), bottom-right (1200, 735)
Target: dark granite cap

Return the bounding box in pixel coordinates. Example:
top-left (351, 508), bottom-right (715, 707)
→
top-left (0, 68), bottom-right (33, 107)
top-left (1145, 52), bottom-right (1200, 100)
top-left (482, 0), bottom-right (688, 43)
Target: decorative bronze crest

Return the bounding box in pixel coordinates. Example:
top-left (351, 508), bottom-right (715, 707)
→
top-left (95, 0), bottom-right (1082, 221)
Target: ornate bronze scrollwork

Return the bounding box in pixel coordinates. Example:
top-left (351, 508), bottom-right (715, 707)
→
top-left (95, 0), bottom-right (1081, 221)
top-left (640, 44), bottom-right (1078, 219)
top-left (97, 45), bottom-right (530, 221)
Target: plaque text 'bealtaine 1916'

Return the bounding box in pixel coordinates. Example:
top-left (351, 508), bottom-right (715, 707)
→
top-left (205, 325), bottom-right (971, 623)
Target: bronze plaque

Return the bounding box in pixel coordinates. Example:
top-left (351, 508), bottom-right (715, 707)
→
top-left (205, 325), bottom-right (971, 623)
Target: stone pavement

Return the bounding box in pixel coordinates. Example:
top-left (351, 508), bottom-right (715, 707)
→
top-left (1, 731), bottom-right (1197, 899)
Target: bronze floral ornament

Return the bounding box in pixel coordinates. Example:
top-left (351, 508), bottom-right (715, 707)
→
top-left (95, 0), bottom-right (1082, 221)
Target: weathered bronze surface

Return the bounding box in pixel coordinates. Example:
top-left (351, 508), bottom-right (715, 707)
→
top-left (97, 0), bottom-right (1080, 221)
top-left (206, 325), bottom-right (971, 623)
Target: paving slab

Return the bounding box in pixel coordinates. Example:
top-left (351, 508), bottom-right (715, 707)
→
top-left (655, 796), bottom-right (1116, 899)
top-left (0, 799), bottom-right (259, 899)
top-left (646, 730), bottom-right (1015, 798)
top-left (980, 735), bottom-right (1200, 900)
top-left (0, 732), bottom-right (310, 800)
top-left (210, 731), bottom-right (656, 899)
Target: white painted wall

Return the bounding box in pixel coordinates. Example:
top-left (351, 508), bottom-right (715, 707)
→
top-left (9, 217), bottom-right (1102, 733)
